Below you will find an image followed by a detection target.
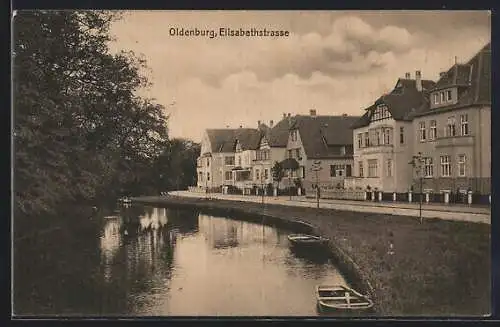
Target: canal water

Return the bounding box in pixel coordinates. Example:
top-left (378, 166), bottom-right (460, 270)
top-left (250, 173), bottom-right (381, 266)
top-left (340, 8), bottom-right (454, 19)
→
top-left (14, 204), bottom-right (349, 316)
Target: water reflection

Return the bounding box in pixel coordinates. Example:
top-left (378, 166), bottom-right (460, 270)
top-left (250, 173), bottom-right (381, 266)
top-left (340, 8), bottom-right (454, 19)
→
top-left (16, 205), bottom-right (350, 316)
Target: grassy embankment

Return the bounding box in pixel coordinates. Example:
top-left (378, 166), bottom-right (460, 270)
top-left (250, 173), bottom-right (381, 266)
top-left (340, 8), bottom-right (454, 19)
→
top-left (133, 195), bottom-right (491, 317)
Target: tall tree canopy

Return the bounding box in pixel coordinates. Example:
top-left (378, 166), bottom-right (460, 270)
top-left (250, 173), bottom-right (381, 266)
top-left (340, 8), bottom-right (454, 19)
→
top-left (13, 11), bottom-right (181, 217)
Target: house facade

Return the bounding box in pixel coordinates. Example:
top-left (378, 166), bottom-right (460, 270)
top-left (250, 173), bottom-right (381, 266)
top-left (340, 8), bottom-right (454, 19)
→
top-left (350, 72), bottom-right (436, 193)
top-left (232, 127), bottom-right (263, 193)
top-left (281, 110), bottom-right (360, 194)
top-left (411, 43), bottom-right (491, 195)
top-left (196, 129), bottom-right (246, 191)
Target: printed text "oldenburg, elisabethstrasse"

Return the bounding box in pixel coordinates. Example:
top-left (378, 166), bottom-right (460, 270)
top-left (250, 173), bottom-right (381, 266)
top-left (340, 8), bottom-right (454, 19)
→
top-left (169, 27), bottom-right (290, 39)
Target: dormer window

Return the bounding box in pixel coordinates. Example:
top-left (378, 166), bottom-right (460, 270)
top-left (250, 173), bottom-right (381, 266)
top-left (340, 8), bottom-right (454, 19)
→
top-left (440, 92), bottom-right (445, 103)
top-left (371, 104), bottom-right (390, 122)
top-left (446, 90), bottom-right (452, 102)
top-left (290, 130), bottom-right (298, 142)
top-left (433, 93), bottom-right (439, 104)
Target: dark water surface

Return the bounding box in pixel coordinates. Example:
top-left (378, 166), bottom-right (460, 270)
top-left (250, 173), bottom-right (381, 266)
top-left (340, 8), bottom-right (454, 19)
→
top-left (14, 204), bottom-right (349, 316)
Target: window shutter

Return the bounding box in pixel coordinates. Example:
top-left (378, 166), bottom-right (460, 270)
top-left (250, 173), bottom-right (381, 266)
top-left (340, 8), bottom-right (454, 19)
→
top-left (346, 165), bottom-right (352, 177)
top-left (331, 165), bottom-right (336, 177)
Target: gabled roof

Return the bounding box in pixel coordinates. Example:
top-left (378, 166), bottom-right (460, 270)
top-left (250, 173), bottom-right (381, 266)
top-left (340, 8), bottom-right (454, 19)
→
top-left (414, 42), bottom-right (491, 117)
top-left (267, 118), bottom-right (291, 147)
top-left (290, 115), bottom-right (360, 159)
top-left (234, 128), bottom-right (263, 151)
top-left (351, 77), bottom-right (436, 129)
top-left (206, 128), bottom-right (255, 153)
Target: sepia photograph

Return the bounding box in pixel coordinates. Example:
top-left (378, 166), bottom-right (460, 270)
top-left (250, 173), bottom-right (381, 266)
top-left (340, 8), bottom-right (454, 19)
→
top-left (12, 10), bottom-right (491, 318)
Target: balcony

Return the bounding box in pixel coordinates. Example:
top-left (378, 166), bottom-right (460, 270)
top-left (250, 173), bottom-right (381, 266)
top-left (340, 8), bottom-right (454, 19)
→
top-left (435, 135), bottom-right (475, 148)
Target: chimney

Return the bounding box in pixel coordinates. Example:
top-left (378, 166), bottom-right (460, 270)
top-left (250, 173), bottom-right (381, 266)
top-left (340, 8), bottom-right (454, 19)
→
top-left (342, 113), bottom-right (347, 117)
top-left (439, 71), bottom-right (446, 78)
top-left (405, 72), bottom-right (411, 79)
top-left (283, 113), bottom-right (286, 119)
top-left (239, 125), bottom-right (242, 128)
top-left (287, 113), bottom-right (291, 118)
top-left (310, 109), bottom-right (317, 116)
top-left (415, 70), bottom-right (422, 92)
top-left (257, 120), bottom-right (261, 128)
top-left (269, 120), bottom-right (274, 128)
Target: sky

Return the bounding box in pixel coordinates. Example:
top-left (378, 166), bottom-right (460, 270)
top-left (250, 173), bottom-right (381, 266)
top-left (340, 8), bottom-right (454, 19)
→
top-left (108, 10), bottom-right (490, 142)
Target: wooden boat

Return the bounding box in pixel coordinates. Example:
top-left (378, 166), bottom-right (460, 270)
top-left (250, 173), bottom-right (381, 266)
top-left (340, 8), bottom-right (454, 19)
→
top-left (316, 285), bottom-right (373, 314)
top-left (287, 234), bottom-right (329, 248)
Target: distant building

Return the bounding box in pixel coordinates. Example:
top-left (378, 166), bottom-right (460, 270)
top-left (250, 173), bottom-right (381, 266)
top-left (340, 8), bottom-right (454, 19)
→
top-left (253, 115), bottom-right (292, 189)
top-left (411, 43), bottom-right (491, 195)
top-left (350, 72), bottom-right (436, 193)
top-left (281, 110), bottom-right (360, 194)
top-left (232, 126), bottom-right (265, 194)
top-left (197, 128), bottom-right (252, 191)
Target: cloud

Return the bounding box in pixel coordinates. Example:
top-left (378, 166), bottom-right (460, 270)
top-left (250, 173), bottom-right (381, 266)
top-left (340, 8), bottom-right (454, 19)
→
top-left (109, 11), bottom-right (490, 141)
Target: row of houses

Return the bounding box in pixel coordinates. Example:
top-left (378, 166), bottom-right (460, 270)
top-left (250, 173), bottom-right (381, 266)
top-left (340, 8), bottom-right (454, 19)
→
top-left (195, 43), bottom-right (491, 197)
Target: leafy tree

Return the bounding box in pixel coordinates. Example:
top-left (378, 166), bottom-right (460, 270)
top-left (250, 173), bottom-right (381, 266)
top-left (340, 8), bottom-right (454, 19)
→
top-left (13, 11), bottom-right (170, 217)
top-left (271, 161), bottom-right (284, 193)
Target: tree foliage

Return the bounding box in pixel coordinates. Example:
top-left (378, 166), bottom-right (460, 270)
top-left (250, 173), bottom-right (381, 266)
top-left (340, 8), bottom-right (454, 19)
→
top-left (13, 11), bottom-right (195, 218)
top-left (271, 161), bottom-right (284, 190)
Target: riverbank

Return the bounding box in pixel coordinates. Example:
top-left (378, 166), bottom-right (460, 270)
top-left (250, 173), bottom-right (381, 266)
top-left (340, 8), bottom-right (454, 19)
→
top-left (132, 195), bottom-right (491, 316)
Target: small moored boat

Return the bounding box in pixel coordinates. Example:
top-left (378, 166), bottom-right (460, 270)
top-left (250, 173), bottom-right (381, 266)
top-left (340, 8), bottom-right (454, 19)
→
top-left (287, 234), bottom-right (329, 247)
top-left (316, 285), bottom-right (373, 314)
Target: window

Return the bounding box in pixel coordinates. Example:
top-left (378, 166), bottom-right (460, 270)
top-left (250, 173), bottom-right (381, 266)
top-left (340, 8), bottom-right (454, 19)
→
top-left (207, 158), bottom-right (210, 167)
top-left (295, 149), bottom-right (300, 159)
top-left (238, 156), bottom-right (242, 166)
top-left (383, 128), bottom-right (391, 145)
top-left (198, 172), bottom-right (203, 182)
top-left (429, 120), bottom-right (437, 140)
top-left (440, 155), bottom-right (451, 177)
top-left (368, 159), bottom-right (378, 177)
top-left (346, 165), bottom-right (352, 177)
top-left (255, 169), bottom-right (260, 180)
top-left (458, 154), bottom-right (466, 177)
top-left (399, 127), bottom-right (404, 144)
top-left (371, 104), bottom-right (391, 122)
top-left (460, 114), bottom-right (469, 136)
top-left (264, 168), bottom-right (269, 180)
top-left (446, 117), bottom-right (456, 137)
top-left (433, 93), bottom-right (439, 104)
top-left (287, 149), bottom-right (292, 159)
top-left (357, 133), bottom-right (363, 148)
top-left (225, 171), bottom-right (232, 180)
top-left (225, 156), bottom-right (235, 165)
top-left (291, 130), bottom-right (298, 142)
top-left (330, 165), bottom-right (346, 177)
top-left (340, 146), bottom-right (346, 155)
top-left (364, 132), bottom-right (370, 147)
top-left (301, 167), bottom-right (305, 179)
top-left (440, 92), bottom-right (445, 103)
top-left (358, 161), bottom-right (364, 177)
top-left (375, 131), bottom-right (381, 145)
top-left (446, 90), bottom-right (452, 102)
top-left (424, 158), bottom-right (433, 177)
top-left (386, 159), bottom-right (393, 177)
top-left (419, 122), bottom-right (426, 141)
top-left (207, 172), bottom-right (210, 181)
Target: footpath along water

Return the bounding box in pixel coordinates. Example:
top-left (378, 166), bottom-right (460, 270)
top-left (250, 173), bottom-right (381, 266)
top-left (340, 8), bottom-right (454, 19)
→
top-left (169, 191), bottom-right (490, 224)
top-left (14, 204), bottom-right (352, 316)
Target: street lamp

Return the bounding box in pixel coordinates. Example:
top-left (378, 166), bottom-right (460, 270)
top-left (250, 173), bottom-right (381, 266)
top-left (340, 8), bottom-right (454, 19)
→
top-left (261, 163), bottom-right (265, 205)
top-left (312, 160), bottom-right (322, 209)
top-left (409, 152), bottom-right (424, 223)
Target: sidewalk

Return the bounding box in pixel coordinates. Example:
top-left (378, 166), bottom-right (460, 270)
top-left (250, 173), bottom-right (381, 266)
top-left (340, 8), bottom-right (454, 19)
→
top-left (168, 191), bottom-right (491, 224)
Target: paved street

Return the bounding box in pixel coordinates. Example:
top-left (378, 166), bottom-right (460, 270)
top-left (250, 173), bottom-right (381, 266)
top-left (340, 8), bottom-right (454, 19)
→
top-left (169, 191), bottom-right (491, 224)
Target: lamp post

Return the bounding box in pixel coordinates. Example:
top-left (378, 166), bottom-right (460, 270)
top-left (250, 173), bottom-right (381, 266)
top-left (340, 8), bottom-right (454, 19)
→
top-left (312, 160), bottom-right (322, 209)
top-left (261, 163), bottom-right (265, 205)
top-left (409, 152), bottom-right (424, 223)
